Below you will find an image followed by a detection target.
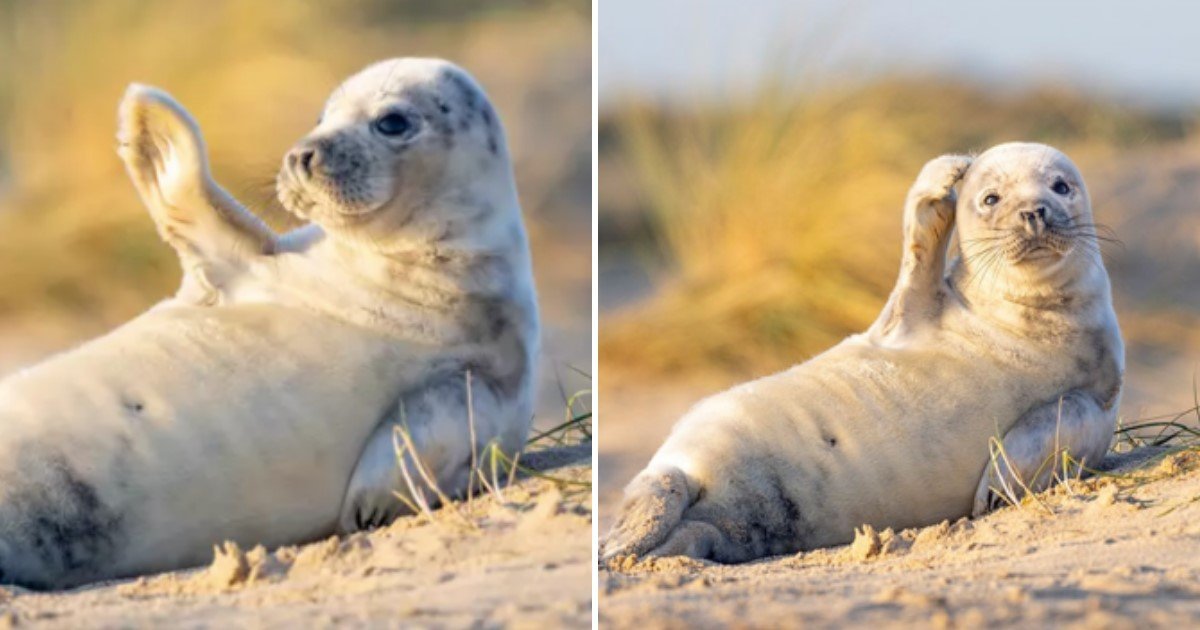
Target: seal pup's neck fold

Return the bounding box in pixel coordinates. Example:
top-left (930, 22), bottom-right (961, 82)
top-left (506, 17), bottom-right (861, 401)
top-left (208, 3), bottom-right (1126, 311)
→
top-left (947, 248), bottom-right (1111, 337)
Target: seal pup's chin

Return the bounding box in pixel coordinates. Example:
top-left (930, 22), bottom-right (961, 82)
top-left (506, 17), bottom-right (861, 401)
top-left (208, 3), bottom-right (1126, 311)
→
top-left (1015, 239), bottom-right (1069, 262)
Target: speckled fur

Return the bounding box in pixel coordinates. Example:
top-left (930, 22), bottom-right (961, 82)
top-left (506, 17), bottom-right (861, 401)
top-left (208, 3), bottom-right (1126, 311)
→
top-left (117, 58), bottom-right (540, 534)
top-left (0, 59), bottom-right (538, 589)
top-left (602, 143), bottom-right (1123, 564)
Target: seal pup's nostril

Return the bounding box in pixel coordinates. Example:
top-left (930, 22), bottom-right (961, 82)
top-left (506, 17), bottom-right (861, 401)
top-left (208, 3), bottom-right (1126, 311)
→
top-left (297, 148), bottom-right (316, 178)
top-left (1021, 206), bottom-right (1048, 235)
top-left (286, 146), bottom-right (319, 180)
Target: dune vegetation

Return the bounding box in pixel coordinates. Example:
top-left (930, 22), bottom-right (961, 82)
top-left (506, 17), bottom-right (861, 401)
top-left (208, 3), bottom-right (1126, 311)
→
top-left (599, 78), bottom-right (1199, 378)
top-left (0, 0), bottom-right (589, 336)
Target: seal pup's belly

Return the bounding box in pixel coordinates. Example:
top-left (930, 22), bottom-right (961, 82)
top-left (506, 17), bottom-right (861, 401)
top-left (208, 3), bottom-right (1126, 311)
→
top-left (0, 303), bottom-right (408, 588)
top-left (649, 332), bottom-right (1067, 555)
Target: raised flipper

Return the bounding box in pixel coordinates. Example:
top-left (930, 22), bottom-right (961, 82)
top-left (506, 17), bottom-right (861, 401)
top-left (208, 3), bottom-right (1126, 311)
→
top-left (973, 390), bottom-right (1114, 516)
top-left (869, 154), bottom-right (972, 345)
top-left (116, 84), bottom-right (278, 304)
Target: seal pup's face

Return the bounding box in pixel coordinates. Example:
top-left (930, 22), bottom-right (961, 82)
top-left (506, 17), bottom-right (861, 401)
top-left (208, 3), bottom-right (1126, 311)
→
top-left (956, 142), bottom-right (1097, 278)
top-left (276, 58), bottom-right (515, 249)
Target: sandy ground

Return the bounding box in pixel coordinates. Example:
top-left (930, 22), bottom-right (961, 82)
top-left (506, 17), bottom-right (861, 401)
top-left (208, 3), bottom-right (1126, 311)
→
top-left (601, 447), bottom-right (1200, 628)
top-left (0, 446), bottom-right (591, 629)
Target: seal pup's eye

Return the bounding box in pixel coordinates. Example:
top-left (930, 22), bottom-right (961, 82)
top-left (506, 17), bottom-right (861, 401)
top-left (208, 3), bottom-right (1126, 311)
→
top-left (373, 112), bottom-right (413, 137)
top-left (1051, 179), bottom-right (1071, 195)
top-left (983, 193), bottom-right (1001, 206)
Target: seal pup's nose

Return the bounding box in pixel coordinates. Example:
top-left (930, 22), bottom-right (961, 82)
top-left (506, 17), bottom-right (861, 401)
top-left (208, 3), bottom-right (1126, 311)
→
top-left (286, 143), bottom-right (323, 180)
top-left (1021, 206), bottom-right (1047, 236)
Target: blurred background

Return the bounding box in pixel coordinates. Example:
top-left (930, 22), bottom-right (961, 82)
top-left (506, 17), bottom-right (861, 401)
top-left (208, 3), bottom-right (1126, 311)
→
top-left (599, 0), bottom-right (1200, 522)
top-left (0, 0), bottom-right (591, 426)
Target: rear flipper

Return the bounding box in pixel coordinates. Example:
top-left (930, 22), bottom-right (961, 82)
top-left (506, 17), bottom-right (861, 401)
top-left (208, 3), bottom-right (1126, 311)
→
top-left (973, 390), bottom-right (1114, 516)
top-left (600, 466), bottom-right (697, 561)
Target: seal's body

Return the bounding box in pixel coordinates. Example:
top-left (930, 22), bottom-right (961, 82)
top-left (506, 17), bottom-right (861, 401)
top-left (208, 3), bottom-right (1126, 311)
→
top-left (0, 305), bottom-right (421, 588)
top-left (603, 143), bottom-right (1122, 563)
top-left (0, 58), bottom-right (539, 588)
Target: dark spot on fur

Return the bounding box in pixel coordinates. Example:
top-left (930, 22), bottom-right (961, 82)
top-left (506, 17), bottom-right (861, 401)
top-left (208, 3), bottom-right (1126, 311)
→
top-left (122, 399), bottom-right (144, 413)
top-left (825, 436), bottom-right (837, 447)
top-left (480, 105), bottom-right (501, 156)
top-left (482, 300), bottom-right (509, 340)
top-left (1075, 327), bottom-right (1122, 409)
top-left (5, 453), bottom-right (125, 587)
top-left (439, 70), bottom-right (504, 155)
top-left (411, 92), bottom-right (456, 142)
top-left (686, 455), bottom-right (818, 562)
top-left (932, 287), bottom-right (947, 314)
top-left (444, 71), bottom-right (480, 113)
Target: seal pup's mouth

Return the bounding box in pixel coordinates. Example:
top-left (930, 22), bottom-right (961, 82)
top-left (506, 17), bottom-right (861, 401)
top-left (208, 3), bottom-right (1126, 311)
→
top-left (275, 153), bottom-right (394, 226)
top-left (1013, 230), bottom-right (1075, 262)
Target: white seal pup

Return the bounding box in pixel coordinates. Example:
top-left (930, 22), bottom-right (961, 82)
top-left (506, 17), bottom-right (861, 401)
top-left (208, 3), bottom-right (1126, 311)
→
top-left (0, 59), bottom-right (538, 589)
top-left (602, 143), bottom-right (1122, 563)
top-left (116, 58), bottom-right (540, 533)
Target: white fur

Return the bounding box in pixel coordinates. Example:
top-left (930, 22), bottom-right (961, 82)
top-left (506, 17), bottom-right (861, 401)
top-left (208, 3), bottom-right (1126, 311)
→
top-left (603, 143), bottom-right (1123, 563)
top-left (0, 59), bottom-right (538, 588)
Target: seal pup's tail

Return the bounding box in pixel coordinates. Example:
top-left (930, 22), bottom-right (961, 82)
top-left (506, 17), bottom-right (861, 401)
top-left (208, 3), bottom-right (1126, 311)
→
top-left (600, 465), bottom-right (695, 562)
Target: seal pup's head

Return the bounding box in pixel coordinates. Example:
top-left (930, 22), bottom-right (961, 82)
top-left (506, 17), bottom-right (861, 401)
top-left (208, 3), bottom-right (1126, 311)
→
top-left (276, 58), bottom-right (519, 252)
top-left (954, 142), bottom-right (1106, 289)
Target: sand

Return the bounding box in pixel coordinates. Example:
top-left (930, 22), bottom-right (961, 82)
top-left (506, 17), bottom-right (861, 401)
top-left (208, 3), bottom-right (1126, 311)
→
top-left (598, 381), bottom-right (1200, 628)
top-left (0, 445), bottom-right (592, 629)
top-left (601, 447), bottom-right (1200, 628)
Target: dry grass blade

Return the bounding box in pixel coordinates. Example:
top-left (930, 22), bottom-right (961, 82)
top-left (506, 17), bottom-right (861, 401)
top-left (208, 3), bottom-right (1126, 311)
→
top-left (986, 436), bottom-right (1051, 514)
top-left (394, 423), bottom-right (475, 528)
top-left (465, 369), bottom-right (478, 515)
top-left (392, 426), bottom-right (434, 521)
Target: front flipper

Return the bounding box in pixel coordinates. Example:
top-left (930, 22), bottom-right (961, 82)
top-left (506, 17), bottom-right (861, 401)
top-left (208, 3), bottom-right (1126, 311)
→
top-left (338, 420), bottom-right (415, 531)
top-left (973, 390), bottom-right (1114, 516)
top-left (338, 380), bottom-right (500, 532)
top-left (116, 84), bottom-right (277, 304)
top-left (870, 154), bottom-right (972, 345)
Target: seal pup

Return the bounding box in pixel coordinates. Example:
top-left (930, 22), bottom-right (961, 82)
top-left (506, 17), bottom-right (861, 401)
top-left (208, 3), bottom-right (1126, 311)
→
top-left (0, 59), bottom-right (538, 589)
top-left (602, 143), bottom-right (1122, 563)
top-left (116, 58), bottom-right (540, 534)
